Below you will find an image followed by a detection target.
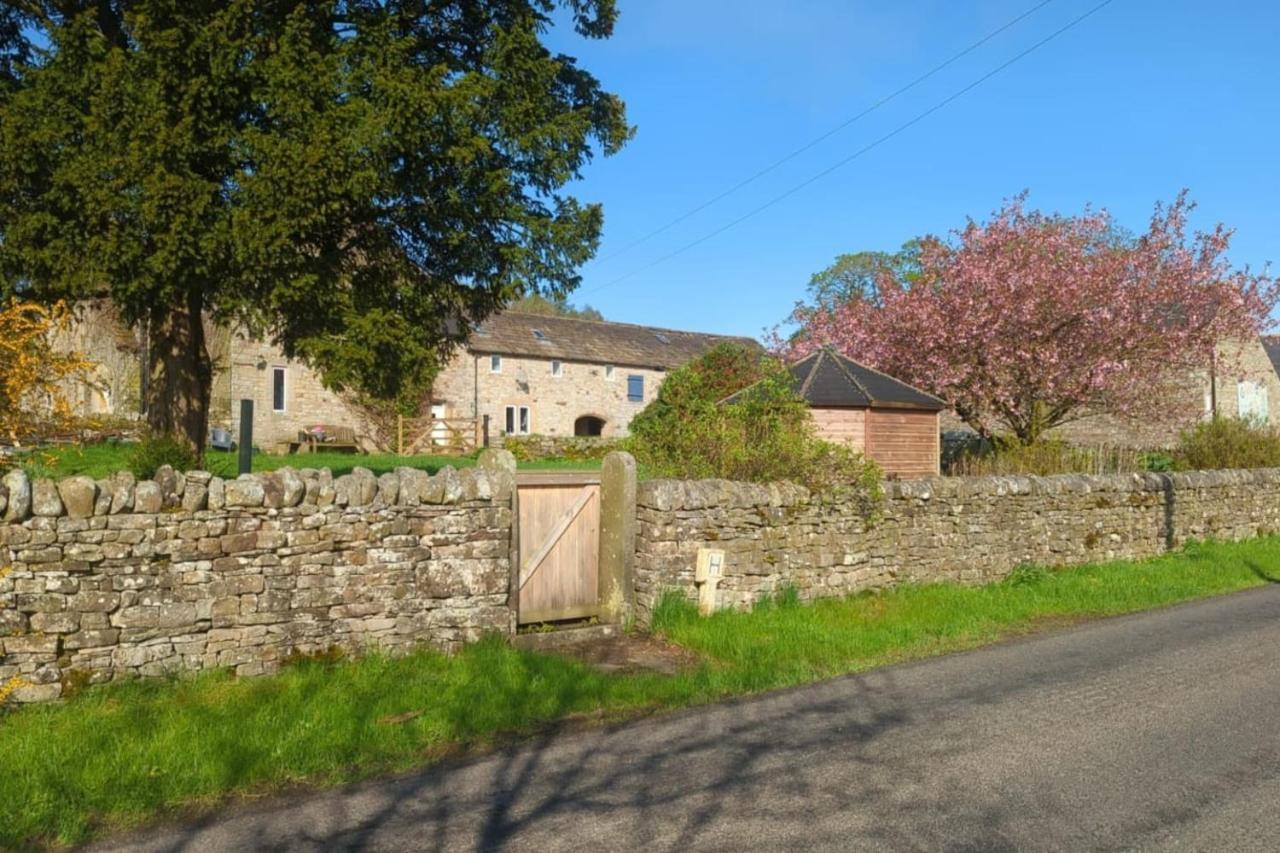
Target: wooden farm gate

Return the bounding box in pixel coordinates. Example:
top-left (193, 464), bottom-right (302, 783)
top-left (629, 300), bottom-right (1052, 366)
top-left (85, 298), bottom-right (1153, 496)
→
top-left (397, 412), bottom-right (484, 456)
top-left (515, 471), bottom-right (601, 624)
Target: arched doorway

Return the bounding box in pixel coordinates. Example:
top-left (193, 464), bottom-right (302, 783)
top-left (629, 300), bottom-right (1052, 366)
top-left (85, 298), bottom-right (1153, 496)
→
top-left (574, 415), bottom-right (605, 437)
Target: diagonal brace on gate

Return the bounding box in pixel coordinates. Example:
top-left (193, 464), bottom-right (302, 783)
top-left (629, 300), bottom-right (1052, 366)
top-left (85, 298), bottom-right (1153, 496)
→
top-left (518, 488), bottom-right (595, 590)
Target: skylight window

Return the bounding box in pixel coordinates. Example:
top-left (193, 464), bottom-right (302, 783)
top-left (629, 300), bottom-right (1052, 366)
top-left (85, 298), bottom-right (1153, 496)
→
top-left (532, 329), bottom-right (548, 341)
top-left (654, 333), bottom-right (670, 344)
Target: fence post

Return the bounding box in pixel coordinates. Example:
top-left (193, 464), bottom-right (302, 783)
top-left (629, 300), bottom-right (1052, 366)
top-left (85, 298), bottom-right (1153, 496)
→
top-left (237, 400), bottom-right (253, 476)
top-left (598, 451), bottom-right (637, 625)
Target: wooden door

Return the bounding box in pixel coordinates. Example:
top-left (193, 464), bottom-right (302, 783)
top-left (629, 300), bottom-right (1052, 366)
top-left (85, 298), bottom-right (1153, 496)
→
top-left (516, 472), bottom-right (601, 624)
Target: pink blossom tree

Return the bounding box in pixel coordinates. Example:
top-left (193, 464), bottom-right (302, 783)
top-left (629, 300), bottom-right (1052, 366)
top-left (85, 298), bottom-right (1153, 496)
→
top-left (789, 193), bottom-right (1278, 445)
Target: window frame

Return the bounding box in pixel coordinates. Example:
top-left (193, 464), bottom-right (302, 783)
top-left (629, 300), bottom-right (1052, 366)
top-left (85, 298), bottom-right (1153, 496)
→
top-left (271, 366), bottom-right (287, 413)
top-left (504, 404), bottom-right (532, 435)
top-left (604, 364), bottom-right (615, 381)
top-left (490, 354), bottom-right (502, 374)
top-left (1237, 379), bottom-right (1270, 424)
top-left (551, 360), bottom-right (563, 378)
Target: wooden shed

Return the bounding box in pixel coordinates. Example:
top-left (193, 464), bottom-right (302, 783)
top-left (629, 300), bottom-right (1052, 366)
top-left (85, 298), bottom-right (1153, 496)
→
top-left (784, 348), bottom-right (945, 479)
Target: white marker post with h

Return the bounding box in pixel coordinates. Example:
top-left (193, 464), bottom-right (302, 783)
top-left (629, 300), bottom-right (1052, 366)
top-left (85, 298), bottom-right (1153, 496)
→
top-left (695, 548), bottom-right (725, 616)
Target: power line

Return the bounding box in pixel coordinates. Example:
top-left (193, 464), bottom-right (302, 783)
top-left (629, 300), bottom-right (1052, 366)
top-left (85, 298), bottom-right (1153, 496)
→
top-left (583, 0), bottom-right (1116, 296)
top-left (591, 0), bottom-right (1059, 266)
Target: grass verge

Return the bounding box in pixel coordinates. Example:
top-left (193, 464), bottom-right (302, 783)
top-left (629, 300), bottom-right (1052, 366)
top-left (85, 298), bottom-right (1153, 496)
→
top-left (3, 537), bottom-right (1279, 846)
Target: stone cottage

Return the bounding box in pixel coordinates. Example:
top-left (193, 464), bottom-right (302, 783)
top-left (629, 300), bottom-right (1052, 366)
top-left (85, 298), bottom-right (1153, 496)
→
top-left (943, 337), bottom-right (1280, 448)
top-left (429, 312), bottom-right (760, 440)
top-left (59, 304), bottom-right (757, 451)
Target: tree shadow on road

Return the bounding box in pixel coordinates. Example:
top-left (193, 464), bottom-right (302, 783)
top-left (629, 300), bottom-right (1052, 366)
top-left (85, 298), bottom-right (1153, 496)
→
top-left (134, 666), bottom-right (1032, 852)
top-left (1244, 560), bottom-right (1280, 584)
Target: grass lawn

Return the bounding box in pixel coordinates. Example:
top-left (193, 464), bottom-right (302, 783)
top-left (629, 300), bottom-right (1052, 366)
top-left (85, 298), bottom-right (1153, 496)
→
top-left (3, 537), bottom-right (1279, 846)
top-left (22, 442), bottom-right (602, 480)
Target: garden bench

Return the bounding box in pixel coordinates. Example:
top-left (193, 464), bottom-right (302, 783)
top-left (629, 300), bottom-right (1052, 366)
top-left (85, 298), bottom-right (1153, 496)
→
top-left (289, 424), bottom-right (362, 455)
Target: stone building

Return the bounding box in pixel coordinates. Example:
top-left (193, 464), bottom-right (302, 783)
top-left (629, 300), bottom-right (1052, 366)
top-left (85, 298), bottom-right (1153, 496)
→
top-left (1047, 337), bottom-right (1280, 447)
top-left (430, 312), bottom-right (759, 440)
top-left (943, 337), bottom-right (1280, 449)
top-left (60, 305), bottom-right (756, 451)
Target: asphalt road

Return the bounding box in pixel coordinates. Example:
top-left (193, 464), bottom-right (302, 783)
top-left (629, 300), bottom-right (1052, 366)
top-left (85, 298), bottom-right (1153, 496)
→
top-left (99, 586), bottom-right (1280, 852)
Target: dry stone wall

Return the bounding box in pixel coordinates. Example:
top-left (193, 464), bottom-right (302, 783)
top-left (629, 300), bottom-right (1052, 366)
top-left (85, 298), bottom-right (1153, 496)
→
top-left (634, 469), bottom-right (1280, 620)
top-left (0, 460), bottom-right (516, 702)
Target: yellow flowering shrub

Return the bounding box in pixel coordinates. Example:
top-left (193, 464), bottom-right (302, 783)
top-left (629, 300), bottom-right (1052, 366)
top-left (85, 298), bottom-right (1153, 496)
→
top-left (0, 298), bottom-right (93, 445)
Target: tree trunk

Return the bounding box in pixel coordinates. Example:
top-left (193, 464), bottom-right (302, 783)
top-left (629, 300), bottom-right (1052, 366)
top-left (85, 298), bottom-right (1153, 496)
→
top-left (145, 292), bottom-right (212, 461)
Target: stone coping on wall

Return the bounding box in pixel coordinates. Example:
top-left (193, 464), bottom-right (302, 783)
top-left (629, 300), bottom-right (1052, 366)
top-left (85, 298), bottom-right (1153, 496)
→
top-left (0, 461), bottom-right (513, 524)
top-left (637, 468), bottom-right (1280, 510)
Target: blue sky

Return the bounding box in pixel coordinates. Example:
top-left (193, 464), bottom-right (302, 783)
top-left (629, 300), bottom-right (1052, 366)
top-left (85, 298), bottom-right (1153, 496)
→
top-left (545, 0), bottom-right (1279, 340)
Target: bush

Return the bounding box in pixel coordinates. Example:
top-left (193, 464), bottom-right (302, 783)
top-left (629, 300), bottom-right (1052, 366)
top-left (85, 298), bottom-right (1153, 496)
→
top-left (944, 436), bottom-right (1159, 476)
top-left (0, 298), bottom-right (93, 445)
top-left (1174, 417), bottom-right (1280, 470)
top-left (626, 344), bottom-right (882, 504)
top-left (503, 435), bottom-right (624, 463)
top-left (128, 433), bottom-right (197, 479)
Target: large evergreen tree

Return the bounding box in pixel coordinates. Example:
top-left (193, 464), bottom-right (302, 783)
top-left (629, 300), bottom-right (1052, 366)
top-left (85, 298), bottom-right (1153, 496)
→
top-left (0, 1), bottom-right (631, 455)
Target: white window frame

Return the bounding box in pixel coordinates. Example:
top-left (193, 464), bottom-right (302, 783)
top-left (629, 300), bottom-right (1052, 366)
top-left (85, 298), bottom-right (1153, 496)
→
top-left (490, 354), bottom-right (502, 374)
top-left (1237, 379), bottom-right (1269, 424)
top-left (271, 366), bottom-right (287, 413)
top-left (504, 405), bottom-right (531, 435)
top-left (551, 360), bottom-right (563, 378)
top-left (604, 364), bottom-right (615, 381)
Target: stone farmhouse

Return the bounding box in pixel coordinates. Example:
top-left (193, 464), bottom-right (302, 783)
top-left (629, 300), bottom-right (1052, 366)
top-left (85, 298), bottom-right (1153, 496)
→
top-left (429, 312), bottom-right (758, 441)
top-left (61, 304), bottom-right (758, 451)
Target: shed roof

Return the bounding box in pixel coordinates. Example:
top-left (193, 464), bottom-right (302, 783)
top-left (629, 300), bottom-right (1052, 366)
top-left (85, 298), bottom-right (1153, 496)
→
top-left (466, 312), bottom-right (760, 370)
top-left (726, 347), bottom-right (945, 410)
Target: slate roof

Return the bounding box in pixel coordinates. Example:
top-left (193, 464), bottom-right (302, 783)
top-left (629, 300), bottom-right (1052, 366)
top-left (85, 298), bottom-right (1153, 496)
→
top-left (1263, 336), bottom-right (1280, 381)
top-left (726, 347), bottom-right (945, 410)
top-left (466, 312), bottom-right (761, 370)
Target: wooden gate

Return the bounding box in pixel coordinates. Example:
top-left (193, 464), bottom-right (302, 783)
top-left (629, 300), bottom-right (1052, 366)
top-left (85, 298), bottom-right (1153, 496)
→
top-left (516, 471), bottom-right (600, 624)
top-left (396, 414), bottom-right (483, 456)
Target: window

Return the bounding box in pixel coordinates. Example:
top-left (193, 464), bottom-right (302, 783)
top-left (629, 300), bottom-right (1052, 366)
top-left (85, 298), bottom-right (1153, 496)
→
top-left (604, 365), bottom-right (615, 381)
top-left (504, 405), bottom-right (531, 435)
top-left (627, 374), bottom-right (644, 402)
top-left (1238, 380), bottom-right (1269, 424)
top-left (271, 367), bottom-right (286, 412)
top-left (490, 354), bottom-right (502, 373)
top-left (551, 360), bottom-right (563, 377)
top-left (653, 332), bottom-right (670, 344)
top-left (532, 329), bottom-right (547, 340)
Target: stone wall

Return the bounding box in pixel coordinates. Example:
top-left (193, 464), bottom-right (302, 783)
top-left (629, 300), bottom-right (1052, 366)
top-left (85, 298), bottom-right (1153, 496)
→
top-left (634, 469), bottom-right (1280, 621)
top-left (0, 458), bottom-right (516, 702)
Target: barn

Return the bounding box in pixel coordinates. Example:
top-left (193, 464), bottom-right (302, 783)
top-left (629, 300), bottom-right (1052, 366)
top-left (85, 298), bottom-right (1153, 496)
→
top-left (784, 348), bottom-right (945, 479)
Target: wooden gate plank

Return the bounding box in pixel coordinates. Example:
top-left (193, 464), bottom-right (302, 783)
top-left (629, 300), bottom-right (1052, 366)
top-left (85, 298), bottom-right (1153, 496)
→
top-left (518, 486), bottom-right (594, 591)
